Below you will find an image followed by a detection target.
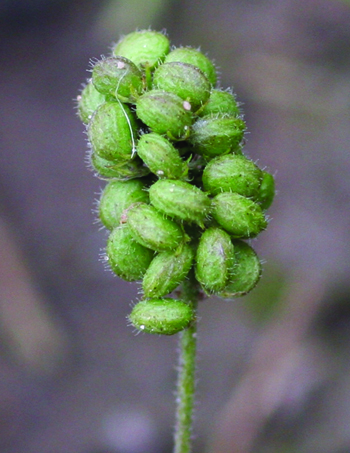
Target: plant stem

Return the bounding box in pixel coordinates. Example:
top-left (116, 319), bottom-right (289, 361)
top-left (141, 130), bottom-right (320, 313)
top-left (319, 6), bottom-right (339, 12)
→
top-left (174, 272), bottom-right (199, 453)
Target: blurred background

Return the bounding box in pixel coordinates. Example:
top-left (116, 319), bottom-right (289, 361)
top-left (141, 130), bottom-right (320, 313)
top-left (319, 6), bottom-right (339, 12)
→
top-left (1, 0), bottom-right (350, 452)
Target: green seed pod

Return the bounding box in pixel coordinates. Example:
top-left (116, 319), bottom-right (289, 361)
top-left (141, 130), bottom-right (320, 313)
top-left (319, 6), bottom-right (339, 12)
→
top-left (195, 227), bottom-right (235, 293)
top-left (149, 179), bottom-right (211, 228)
top-left (153, 62), bottom-right (211, 112)
top-left (219, 240), bottom-right (261, 298)
top-left (92, 56), bottom-right (143, 102)
top-left (212, 192), bottom-right (267, 238)
top-left (106, 224), bottom-right (154, 281)
top-left (189, 115), bottom-right (246, 159)
top-left (164, 46), bottom-right (217, 86)
top-left (202, 154), bottom-right (263, 198)
top-left (129, 298), bottom-right (194, 335)
top-left (99, 179), bottom-right (149, 230)
top-left (89, 153), bottom-right (150, 180)
top-left (143, 243), bottom-right (195, 298)
top-left (257, 171), bottom-right (275, 210)
top-left (137, 132), bottom-right (188, 180)
top-left (136, 90), bottom-right (193, 140)
top-left (127, 203), bottom-right (184, 252)
top-left (113, 30), bottom-right (170, 69)
top-left (198, 89), bottom-right (240, 117)
top-left (77, 80), bottom-right (106, 124)
top-left (88, 102), bottom-right (138, 161)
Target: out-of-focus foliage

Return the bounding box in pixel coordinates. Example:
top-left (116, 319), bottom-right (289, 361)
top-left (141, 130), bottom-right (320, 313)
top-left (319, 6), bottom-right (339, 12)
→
top-left (94, 0), bottom-right (174, 40)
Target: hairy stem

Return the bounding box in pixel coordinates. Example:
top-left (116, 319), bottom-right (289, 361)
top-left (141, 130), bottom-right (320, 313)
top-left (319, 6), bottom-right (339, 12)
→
top-left (174, 272), bottom-right (199, 453)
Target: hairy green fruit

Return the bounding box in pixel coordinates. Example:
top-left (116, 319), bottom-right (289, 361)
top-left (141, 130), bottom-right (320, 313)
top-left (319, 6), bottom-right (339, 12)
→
top-left (202, 154), bottom-right (263, 198)
top-left (99, 179), bottom-right (149, 230)
top-left (190, 115), bottom-right (246, 158)
top-left (89, 153), bottom-right (150, 180)
top-left (220, 240), bottom-right (261, 298)
top-left (137, 132), bottom-right (188, 179)
top-left (127, 203), bottom-right (184, 251)
top-left (212, 192), bottom-right (267, 238)
top-left (153, 62), bottom-right (211, 112)
top-left (257, 171), bottom-right (275, 210)
top-left (113, 30), bottom-right (170, 69)
top-left (88, 102), bottom-right (138, 161)
top-left (136, 90), bottom-right (193, 140)
top-left (198, 89), bottom-right (240, 117)
top-left (92, 56), bottom-right (143, 102)
top-left (129, 298), bottom-right (194, 335)
top-left (77, 80), bottom-right (106, 124)
top-left (149, 179), bottom-right (211, 228)
top-left (143, 243), bottom-right (195, 298)
top-left (164, 47), bottom-right (217, 86)
top-left (195, 227), bottom-right (235, 293)
top-left (106, 224), bottom-right (154, 281)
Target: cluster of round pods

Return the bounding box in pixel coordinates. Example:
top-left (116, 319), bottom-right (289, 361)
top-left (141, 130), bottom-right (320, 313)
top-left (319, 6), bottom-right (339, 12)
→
top-left (77, 30), bottom-right (275, 336)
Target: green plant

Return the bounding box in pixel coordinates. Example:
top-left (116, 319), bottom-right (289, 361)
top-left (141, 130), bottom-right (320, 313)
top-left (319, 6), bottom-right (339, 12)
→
top-left (77, 29), bottom-right (275, 453)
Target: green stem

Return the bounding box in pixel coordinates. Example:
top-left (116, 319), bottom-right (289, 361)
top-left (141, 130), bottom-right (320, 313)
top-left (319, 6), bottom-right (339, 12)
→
top-left (174, 272), bottom-right (199, 453)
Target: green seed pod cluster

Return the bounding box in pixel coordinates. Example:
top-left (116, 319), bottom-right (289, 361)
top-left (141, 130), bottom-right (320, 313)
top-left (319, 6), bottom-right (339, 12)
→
top-left (77, 30), bottom-right (275, 335)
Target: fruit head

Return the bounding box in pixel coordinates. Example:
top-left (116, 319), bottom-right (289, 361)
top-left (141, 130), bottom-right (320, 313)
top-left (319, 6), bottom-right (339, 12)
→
top-left (153, 62), bottom-right (211, 112)
top-left (106, 224), bottom-right (154, 281)
top-left (129, 298), bottom-right (194, 335)
top-left (142, 243), bottom-right (195, 298)
top-left (99, 179), bottom-right (149, 230)
top-left (198, 89), bottom-right (240, 117)
top-left (219, 240), bottom-right (262, 298)
top-left (92, 56), bottom-right (143, 102)
top-left (149, 179), bottom-right (211, 228)
top-left (137, 132), bottom-right (188, 180)
top-left (136, 90), bottom-right (193, 140)
top-left (89, 153), bottom-right (150, 180)
top-left (77, 80), bottom-right (105, 124)
top-left (164, 46), bottom-right (217, 86)
top-left (202, 154), bottom-right (263, 198)
top-left (78, 30), bottom-right (276, 311)
top-left (257, 171), bottom-right (275, 210)
top-left (126, 202), bottom-right (185, 252)
top-left (88, 102), bottom-right (138, 161)
top-left (212, 192), bottom-right (267, 238)
top-left (195, 227), bottom-right (235, 294)
top-left (190, 114), bottom-right (246, 158)
top-left (113, 30), bottom-right (170, 69)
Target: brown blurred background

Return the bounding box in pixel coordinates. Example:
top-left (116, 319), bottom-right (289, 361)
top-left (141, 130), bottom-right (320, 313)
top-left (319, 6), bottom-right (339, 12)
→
top-left (1, 0), bottom-right (350, 452)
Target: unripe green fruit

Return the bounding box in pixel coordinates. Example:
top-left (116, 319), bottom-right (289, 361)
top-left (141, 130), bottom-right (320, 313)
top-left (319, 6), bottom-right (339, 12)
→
top-left (129, 298), bottom-right (194, 335)
top-left (153, 62), bottom-right (211, 112)
top-left (219, 240), bottom-right (261, 298)
top-left (113, 30), bottom-right (170, 69)
top-left (106, 224), bottom-right (154, 281)
top-left (149, 179), bottom-right (211, 228)
top-left (88, 102), bottom-right (138, 161)
top-left (136, 90), bottom-right (193, 140)
top-left (257, 171), bottom-right (275, 210)
top-left (195, 227), bottom-right (235, 293)
top-left (137, 132), bottom-right (188, 179)
top-left (127, 203), bottom-right (184, 252)
top-left (212, 192), bottom-right (267, 238)
top-left (190, 115), bottom-right (246, 158)
top-left (89, 153), bottom-right (150, 180)
top-left (77, 80), bottom-right (106, 124)
top-left (92, 56), bottom-right (143, 102)
top-left (164, 47), bottom-right (217, 86)
top-left (99, 179), bottom-right (149, 230)
top-left (198, 89), bottom-right (240, 117)
top-left (143, 243), bottom-right (195, 298)
top-left (202, 154), bottom-right (263, 198)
